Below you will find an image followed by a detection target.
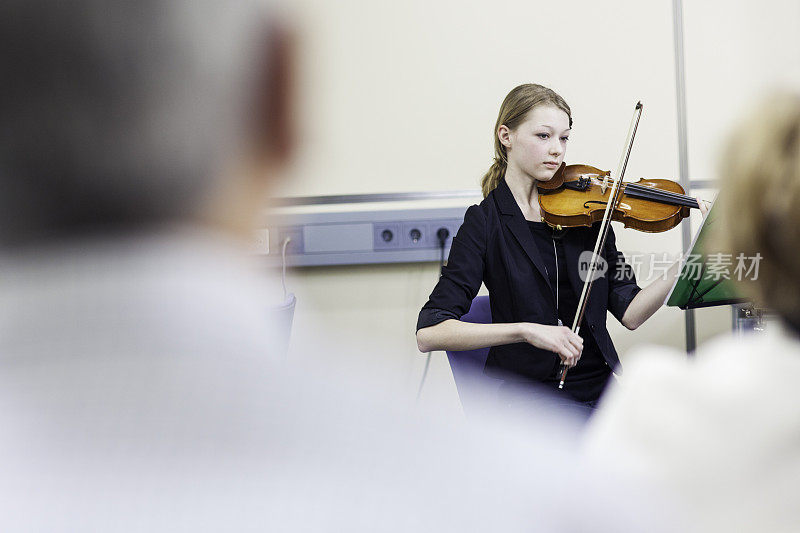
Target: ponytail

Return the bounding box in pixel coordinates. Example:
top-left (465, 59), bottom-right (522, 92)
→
top-left (480, 156), bottom-right (506, 197)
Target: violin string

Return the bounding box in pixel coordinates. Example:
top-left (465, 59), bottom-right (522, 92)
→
top-left (624, 183), bottom-right (695, 202)
top-left (588, 176), bottom-right (696, 203)
top-left (625, 183), bottom-right (685, 198)
top-left (625, 190), bottom-right (698, 208)
top-left (623, 184), bottom-right (699, 207)
top-left (588, 177), bottom-right (698, 207)
top-left (628, 193), bottom-right (697, 209)
top-left (624, 185), bottom-right (693, 202)
top-left (609, 180), bottom-right (691, 201)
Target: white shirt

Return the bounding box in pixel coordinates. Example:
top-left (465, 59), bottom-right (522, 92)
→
top-left (0, 228), bottom-right (663, 531)
top-left (585, 325), bottom-right (800, 533)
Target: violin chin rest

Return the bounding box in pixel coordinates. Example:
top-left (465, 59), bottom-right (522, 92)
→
top-left (537, 162), bottom-right (566, 190)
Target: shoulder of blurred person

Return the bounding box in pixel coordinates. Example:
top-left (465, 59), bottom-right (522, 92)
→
top-left (584, 324), bottom-right (800, 532)
top-left (0, 224), bottom-right (664, 532)
top-left (0, 236), bottom-right (664, 531)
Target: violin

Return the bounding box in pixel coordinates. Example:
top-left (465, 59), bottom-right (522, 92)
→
top-left (537, 163), bottom-right (700, 233)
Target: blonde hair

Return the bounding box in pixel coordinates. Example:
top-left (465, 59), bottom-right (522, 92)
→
top-left (480, 84), bottom-right (572, 197)
top-left (717, 91), bottom-right (800, 333)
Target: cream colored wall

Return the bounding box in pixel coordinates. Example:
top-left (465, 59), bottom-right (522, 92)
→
top-left (280, 0), bottom-right (800, 409)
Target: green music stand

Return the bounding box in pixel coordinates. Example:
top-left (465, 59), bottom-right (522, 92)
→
top-left (665, 203), bottom-right (752, 310)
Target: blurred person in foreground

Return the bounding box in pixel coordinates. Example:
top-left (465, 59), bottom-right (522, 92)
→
top-left (0, 1), bottom-right (668, 530)
top-left (584, 91), bottom-right (800, 532)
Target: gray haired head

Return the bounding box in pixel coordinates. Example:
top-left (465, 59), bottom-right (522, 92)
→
top-left (0, 0), bottom-right (267, 246)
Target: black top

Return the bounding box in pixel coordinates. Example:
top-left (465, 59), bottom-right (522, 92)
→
top-left (527, 221), bottom-right (611, 402)
top-left (417, 179), bottom-right (641, 397)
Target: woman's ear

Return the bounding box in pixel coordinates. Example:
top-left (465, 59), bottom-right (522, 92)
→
top-left (498, 124), bottom-right (512, 149)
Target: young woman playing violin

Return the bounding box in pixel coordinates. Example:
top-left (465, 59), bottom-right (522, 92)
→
top-left (416, 83), bottom-right (708, 412)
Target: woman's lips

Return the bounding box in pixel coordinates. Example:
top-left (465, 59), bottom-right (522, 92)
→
top-left (543, 161), bottom-right (559, 168)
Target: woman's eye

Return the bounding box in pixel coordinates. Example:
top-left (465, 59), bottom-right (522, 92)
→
top-left (560, 136), bottom-right (570, 142)
top-left (536, 133), bottom-right (549, 139)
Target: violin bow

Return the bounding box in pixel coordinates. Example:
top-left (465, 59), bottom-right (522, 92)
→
top-left (557, 102), bottom-right (644, 389)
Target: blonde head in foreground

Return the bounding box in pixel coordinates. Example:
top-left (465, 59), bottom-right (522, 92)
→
top-left (718, 91), bottom-right (800, 334)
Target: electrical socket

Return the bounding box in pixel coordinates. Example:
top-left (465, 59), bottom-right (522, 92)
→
top-left (275, 226), bottom-right (304, 255)
top-left (429, 218), bottom-right (462, 247)
top-left (373, 222), bottom-right (401, 250)
top-left (251, 228), bottom-right (270, 254)
top-left (401, 221), bottom-right (429, 248)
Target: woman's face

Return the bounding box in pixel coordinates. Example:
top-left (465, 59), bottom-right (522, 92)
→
top-left (501, 105), bottom-right (571, 183)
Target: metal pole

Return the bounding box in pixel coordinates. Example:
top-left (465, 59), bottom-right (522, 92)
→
top-left (672, 0), bottom-right (697, 353)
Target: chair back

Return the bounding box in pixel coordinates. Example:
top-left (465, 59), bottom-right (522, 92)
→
top-left (445, 296), bottom-right (503, 414)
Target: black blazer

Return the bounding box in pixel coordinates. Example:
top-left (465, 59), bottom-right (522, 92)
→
top-left (417, 178), bottom-right (641, 381)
